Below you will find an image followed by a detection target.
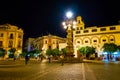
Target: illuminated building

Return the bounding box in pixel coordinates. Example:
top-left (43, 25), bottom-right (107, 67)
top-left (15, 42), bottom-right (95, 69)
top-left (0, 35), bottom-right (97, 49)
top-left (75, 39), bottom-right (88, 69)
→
top-left (26, 34), bottom-right (66, 56)
top-left (0, 24), bottom-right (24, 59)
top-left (73, 16), bottom-right (120, 58)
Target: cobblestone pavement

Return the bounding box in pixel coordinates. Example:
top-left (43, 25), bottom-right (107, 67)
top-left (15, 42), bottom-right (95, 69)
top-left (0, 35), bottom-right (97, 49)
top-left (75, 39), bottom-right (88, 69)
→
top-left (85, 63), bottom-right (120, 80)
top-left (1, 60), bottom-right (120, 80)
top-left (0, 60), bottom-right (86, 80)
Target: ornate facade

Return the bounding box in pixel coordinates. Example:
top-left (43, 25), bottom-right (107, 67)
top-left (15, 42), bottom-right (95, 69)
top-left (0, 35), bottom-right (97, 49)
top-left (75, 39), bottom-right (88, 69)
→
top-left (73, 16), bottom-right (120, 57)
top-left (0, 24), bottom-right (24, 58)
top-left (26, 34), bottom-right (66, 56)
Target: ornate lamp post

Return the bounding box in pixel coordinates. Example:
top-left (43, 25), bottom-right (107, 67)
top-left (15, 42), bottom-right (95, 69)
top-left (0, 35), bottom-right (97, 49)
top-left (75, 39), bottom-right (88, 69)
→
top-left (62, 11), bottom-right (76, 61)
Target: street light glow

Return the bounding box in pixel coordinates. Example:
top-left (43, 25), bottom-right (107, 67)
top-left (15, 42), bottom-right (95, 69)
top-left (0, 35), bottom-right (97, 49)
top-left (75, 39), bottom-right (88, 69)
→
top-left (62, 22), bottom-right (66, 26)
top-left (73, 21), bottom-right (76, 25)
top-left (64, 25), bottom-right (67, 29)
top-left (66, 11), bottom-right (73, 18)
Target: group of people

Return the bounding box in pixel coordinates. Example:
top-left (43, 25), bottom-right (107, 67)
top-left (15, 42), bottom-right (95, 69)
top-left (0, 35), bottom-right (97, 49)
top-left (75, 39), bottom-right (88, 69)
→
top-left (24, 54), bottom-right (65, 65)
top-left (47, 55), bottom-right (64, 65)
top-left (24, 54), bottom-right (45, 65)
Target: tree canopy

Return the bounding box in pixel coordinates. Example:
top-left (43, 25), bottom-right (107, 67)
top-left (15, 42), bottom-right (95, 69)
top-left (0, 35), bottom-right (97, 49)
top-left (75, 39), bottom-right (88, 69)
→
top-left (78, 46), bottom-right (95, 55)
top-left (52, 48), bottom-right (59, 56)
top-left (61, 48), bottom-right (66, 55)
top-left (103, 43), bottom-right (117, 52)
top-left (0, 48), bottom-right (6, 57)
top-left (9, 48), bottom-right (16, 54)
top-left (46, 48), bottom-right (52, 56)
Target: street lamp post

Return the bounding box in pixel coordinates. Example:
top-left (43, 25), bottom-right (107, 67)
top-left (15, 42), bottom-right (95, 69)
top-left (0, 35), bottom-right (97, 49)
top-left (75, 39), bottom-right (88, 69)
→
top-left (62, 11), bottom-right (76, 62)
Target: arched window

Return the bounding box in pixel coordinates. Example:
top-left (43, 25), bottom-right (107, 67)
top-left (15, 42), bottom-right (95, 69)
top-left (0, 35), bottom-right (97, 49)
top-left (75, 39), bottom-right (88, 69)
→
top-left (10, 34), bottom-right (13, 39)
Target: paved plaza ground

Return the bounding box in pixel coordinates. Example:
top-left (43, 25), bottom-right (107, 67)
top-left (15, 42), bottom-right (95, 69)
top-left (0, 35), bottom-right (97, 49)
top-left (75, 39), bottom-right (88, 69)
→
top-left (0, 59), bottom-right (120, 80)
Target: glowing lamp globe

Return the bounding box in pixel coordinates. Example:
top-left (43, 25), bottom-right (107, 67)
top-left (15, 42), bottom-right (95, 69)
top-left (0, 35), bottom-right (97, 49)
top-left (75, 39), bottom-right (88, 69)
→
top-left (66, 11), bottom-right (73, 18)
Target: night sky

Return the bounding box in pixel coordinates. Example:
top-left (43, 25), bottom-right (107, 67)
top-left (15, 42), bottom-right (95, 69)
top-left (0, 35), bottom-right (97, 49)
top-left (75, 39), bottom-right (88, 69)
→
top-left (0, 0), bottom-right (119, 41)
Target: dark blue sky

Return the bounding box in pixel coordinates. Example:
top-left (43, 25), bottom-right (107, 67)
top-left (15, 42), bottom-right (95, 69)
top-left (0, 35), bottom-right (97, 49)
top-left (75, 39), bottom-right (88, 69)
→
top-left (0, 0), bottom-right (119, 41)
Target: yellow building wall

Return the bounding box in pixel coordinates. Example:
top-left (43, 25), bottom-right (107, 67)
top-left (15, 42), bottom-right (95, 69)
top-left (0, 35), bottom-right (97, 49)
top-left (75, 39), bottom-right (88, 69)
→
top-left (73, 16), bottom-right (120, 57)
top-left (29, 34), bottom-right (66, 57)
top-left (0, 24), bottom-right (24, 59)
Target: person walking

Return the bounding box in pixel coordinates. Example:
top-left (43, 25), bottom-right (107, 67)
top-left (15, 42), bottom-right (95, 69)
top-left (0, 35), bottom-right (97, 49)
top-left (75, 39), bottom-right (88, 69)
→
top-left (25, 54), bottom-right (29, 65)
top-left (60, 55), bottom-right (64, 66)
top-left (48, 56), bottom-right (51, 63)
